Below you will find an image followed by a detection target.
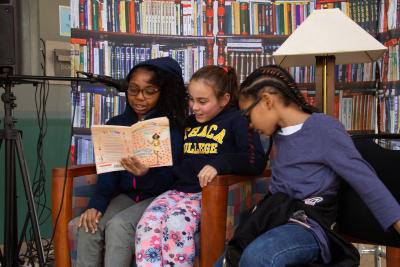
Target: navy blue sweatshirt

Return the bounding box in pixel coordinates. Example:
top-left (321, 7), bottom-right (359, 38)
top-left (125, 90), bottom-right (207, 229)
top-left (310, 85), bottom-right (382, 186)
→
top-left (88, 104), bottom-right (183, 214)
top-left (172, 107), bottom-right (266, 193)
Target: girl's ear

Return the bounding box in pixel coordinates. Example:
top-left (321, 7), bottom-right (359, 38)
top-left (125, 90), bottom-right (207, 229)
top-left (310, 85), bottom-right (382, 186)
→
top-left (219, 93), bottom-right (231, 108)
top-left (260, 91), bottom-right (274, 109)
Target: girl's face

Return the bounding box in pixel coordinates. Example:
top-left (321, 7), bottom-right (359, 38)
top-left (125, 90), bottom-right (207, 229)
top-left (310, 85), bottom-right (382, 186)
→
top-left (239, 93), bottom-right (279, 136)
top-left (127, 68), bottom-right (161, 119)
top-left (188, 80), bottom-right (230, 123)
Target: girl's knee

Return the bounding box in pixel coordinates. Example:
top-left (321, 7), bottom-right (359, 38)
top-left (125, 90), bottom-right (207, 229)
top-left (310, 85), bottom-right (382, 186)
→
top-left (106, 215), bottom-right (131, 235)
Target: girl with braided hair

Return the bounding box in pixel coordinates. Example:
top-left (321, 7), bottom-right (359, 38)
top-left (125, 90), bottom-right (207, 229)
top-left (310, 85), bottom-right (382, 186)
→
top-left (216, 65), bottom-right (400, 267)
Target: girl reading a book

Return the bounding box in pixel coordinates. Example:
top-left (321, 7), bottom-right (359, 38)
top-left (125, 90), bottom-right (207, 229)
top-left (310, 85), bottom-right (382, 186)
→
top-left (76, 57), bottom-right (187, 267)
top-left (215, 65), bottom-right (400, 267)
top-left (132, 65), bottom-right (266, 267)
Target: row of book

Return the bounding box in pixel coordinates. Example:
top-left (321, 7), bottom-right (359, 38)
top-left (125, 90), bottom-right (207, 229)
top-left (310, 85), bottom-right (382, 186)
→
top-left (318, 0), bottom-right (378, 34)
top-left (336, 62), bottom-right (377, 83)
top-left (71, 135), bottom-right (94, 164)
top-left (222, 1), bottom-right (314, 36)
top-left (381, 39), bottom-right (399, 82)
top-left (69, 0), bottom-right (392, 37)
top-left (224, 48), bottom-right (316, 84)
top-left (301, 88), bottom-right (377, 131)
top-left (71, 39), bottom-right (208, 82)
top-left (71, 85), bottom-right (126, 128)
top-left (222, 37), bottom-right (376, 83)
top-left (339, 90), bottom-right (377, 131)
top-left (70, 0), bottom-right (213, 36)
top-left (378, 86), bottom-right (400, 133)
top-left (378, 0), bottom-right (400, 32)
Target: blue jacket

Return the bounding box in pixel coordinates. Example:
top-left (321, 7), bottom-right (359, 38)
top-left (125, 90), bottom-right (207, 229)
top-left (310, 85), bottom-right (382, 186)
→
top-left (88, 103), bottom-right (183, 214)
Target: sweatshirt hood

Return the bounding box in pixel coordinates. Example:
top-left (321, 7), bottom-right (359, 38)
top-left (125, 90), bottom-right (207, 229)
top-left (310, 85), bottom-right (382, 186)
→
top-left (122, 57), bottom-right (183, 123)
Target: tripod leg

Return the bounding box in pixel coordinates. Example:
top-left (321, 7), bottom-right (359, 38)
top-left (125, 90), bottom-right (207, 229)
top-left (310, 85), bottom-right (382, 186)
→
top-left (15, 132), bottom-right (46, 266)
top-left (3, 137), bottom-right (18, 267)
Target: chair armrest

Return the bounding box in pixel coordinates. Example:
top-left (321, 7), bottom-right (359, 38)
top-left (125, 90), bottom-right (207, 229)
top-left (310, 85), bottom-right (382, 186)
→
top-left (199, 169), bottom-right (271, 267)
top-left (51, 164), bottom-right (97, 267)
top-left (209, 169), bottom-right (271, 186)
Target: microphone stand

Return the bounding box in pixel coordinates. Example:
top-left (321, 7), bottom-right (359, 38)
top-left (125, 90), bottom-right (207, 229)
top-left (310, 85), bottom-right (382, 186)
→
top-left (0, 72), bottom-right (99, 267)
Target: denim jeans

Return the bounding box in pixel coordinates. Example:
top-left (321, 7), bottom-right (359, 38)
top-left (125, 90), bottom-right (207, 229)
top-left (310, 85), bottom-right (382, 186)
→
top-left (214, 223), bottom-right (320, 267)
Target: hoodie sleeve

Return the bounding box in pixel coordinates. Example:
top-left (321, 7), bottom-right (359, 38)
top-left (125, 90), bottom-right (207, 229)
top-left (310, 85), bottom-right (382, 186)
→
top-left (86, 116), bottom-right (126, 214)
top-left (209, 114), bottom-right (266, 175)
top-left (87, 171), bottom-right (121, 214)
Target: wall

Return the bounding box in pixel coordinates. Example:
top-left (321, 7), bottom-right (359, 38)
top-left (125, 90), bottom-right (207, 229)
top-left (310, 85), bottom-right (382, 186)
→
top-left (0, 0), bottom-right (72, 242)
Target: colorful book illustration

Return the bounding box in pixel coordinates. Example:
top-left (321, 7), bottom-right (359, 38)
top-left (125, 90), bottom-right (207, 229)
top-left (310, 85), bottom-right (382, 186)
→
top-left (91, 117), bottom-right (172, 174)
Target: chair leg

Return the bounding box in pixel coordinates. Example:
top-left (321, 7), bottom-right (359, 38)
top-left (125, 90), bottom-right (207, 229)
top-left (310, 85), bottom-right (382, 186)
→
top-left (200, 185), bottom-right (228, 267)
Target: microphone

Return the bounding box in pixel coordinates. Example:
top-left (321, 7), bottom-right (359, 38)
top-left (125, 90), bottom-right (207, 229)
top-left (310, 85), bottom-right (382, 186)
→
top-left (77, 71), bottom-right (128, 92)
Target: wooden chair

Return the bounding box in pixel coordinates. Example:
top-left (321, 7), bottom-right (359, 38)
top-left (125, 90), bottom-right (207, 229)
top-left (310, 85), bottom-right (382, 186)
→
top-left (51, 165), bottom-right (270, 267)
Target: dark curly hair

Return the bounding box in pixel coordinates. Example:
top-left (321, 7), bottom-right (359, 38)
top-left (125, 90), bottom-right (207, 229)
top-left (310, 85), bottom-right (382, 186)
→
top-left (126, 65), bottom-right (188, 131)
top-left (240, 65), bottom-right (318, 114)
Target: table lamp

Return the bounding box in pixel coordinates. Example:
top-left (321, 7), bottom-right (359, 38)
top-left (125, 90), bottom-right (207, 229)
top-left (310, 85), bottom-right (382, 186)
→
top-left (273, 8), bottom-right (386, 115)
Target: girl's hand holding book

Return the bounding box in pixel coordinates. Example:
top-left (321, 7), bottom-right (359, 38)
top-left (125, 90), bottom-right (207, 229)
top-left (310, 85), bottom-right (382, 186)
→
top-left (198, 165), bottom-right (218, 188)
top-left (121, 155), bottom-right (149, 176)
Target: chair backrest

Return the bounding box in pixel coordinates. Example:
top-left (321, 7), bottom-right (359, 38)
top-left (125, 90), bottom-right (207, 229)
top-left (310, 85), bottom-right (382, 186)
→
top-left (226, 177), bottom-right (269, 240)
top-left (337, 134), bottom-right (400, 247)
top-left (71, 174), bottom-right (98, 217)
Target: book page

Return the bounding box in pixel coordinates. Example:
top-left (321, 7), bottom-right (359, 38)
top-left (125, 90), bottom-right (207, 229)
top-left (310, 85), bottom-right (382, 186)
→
top-left (91, 125), bottom-right (131, 174)
top-left (91, 117), bottom-right (173, 174)
top-left (129, 117), bottom-right (173, 168)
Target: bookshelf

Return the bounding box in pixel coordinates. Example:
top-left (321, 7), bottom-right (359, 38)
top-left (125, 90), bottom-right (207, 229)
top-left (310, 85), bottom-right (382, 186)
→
top-left (215, 0), bottom-right (400, 134)
top-left (376, 0), bottom-right (400, 134)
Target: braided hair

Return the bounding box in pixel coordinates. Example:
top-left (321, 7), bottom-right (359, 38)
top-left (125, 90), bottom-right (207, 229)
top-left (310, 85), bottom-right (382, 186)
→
top-left (240, 65), bottom-right (318, 114)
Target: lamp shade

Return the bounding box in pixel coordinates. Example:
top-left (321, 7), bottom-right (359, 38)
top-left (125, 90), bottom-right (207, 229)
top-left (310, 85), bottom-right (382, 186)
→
top-left (273, 8), bottom-right (387, 67)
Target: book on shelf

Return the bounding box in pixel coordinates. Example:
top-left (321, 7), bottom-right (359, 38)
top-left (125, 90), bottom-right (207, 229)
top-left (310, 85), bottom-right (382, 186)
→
top-left (91, 117), bottom-right (173, 174)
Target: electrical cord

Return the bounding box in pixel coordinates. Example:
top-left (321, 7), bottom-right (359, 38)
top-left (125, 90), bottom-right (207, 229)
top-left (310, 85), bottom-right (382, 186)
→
top-left (17, 38), bottom-right (52, 266)
top-left (44, 79), bottom-right (79, 265)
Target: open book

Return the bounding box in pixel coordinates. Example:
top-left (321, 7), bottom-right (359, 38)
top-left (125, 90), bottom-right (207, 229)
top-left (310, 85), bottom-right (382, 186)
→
top-left (91, 117), bottom-right (173, 174)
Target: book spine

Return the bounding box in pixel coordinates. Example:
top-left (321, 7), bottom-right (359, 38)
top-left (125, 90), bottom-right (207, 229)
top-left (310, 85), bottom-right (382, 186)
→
top-left (217, 0), bottom-right (225, 35)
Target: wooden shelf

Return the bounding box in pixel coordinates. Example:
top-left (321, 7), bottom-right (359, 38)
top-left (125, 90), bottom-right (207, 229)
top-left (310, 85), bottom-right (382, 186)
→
top-left (377, 28), bottom-right (400, 43)
top-left (216, 34), bottom-right (287, 43)
top-left (73, 127), bottom-right (91, 135)
top-left (71, 29), bottom-right (214, 44)
top-left (297, 81), bottom-right (377, 90)
top-left (336, 81), bottom-right (376, 90)
top-left (348, 130), bottom-right (376, 135)
top-left (382, 80), bottom-right (400, 87)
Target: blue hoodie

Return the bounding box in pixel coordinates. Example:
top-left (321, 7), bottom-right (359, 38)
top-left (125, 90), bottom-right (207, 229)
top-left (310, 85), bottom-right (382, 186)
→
top-left (88, 58), bottom-right (184, 214)
top-left (172, 107), bottom-right (266, 193)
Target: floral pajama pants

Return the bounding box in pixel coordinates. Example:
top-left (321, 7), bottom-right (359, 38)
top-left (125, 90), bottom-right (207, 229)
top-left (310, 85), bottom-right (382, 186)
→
top-left (135, 190), bottom-right (202, 267)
